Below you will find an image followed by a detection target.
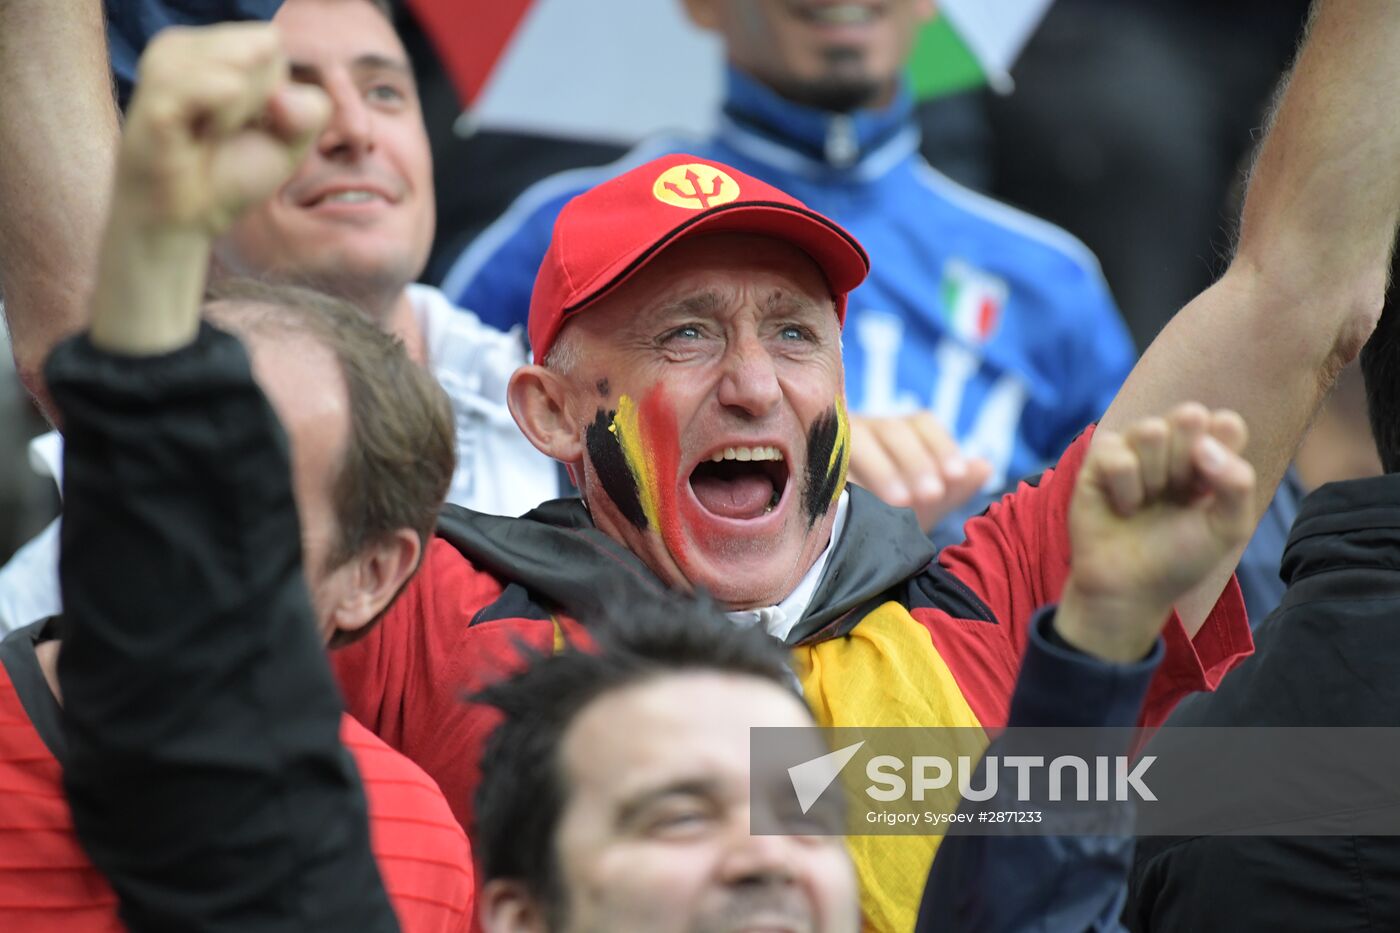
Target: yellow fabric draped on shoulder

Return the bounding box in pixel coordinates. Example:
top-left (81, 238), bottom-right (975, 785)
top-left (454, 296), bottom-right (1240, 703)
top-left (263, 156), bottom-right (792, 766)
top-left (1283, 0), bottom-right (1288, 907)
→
top-left (791, 601), bottom-right (988, 933)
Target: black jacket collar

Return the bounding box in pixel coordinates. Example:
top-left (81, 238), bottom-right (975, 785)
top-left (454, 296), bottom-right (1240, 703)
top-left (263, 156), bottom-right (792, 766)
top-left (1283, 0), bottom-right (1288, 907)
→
top-left (434, 485), bottom-right (935, 645)
top-left (1281, 474), bottom-right (1400, 585)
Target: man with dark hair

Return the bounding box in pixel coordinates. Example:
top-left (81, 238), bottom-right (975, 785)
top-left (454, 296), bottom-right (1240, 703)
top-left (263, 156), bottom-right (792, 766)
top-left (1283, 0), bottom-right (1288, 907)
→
top-left (1124, 258), bottom-right (1400, 930)
top-left (335, 2), bottom-right (1400, 928)
top-left (469, 597), bottom-right (855, 932)
top-left (0, 24), bottom-right (473, 931)
top-left (472, 583), bottom-right (1177, 933)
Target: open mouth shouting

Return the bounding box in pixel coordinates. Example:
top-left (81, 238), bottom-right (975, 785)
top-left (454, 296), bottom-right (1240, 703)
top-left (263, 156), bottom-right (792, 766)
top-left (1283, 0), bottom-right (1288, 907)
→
top-left (583, 385), bottom-right (850, 583)
top-left (580, 378), bottom-right (850, 608)
top-left (689, 444), bottom-right (791, 522)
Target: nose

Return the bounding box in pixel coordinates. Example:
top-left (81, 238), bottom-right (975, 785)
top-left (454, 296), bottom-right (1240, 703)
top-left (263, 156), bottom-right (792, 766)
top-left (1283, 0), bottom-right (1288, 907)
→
top-left (716, 332), bottom-right (782, 419)
top-left (316, 72), bottom-right (374, 160)
top-left (716, 826), bottom-right (800, 887)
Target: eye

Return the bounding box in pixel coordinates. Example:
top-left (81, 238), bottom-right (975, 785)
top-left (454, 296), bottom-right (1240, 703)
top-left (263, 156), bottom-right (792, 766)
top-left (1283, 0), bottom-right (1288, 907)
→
top-left (661, 323), bottom-right (705, 342)
top-left (778, 323), bottom-right (815, 342)
top-left (367, 82), bottom-right (407, 106)
top-left (642, 800), bottom-right (717, 838)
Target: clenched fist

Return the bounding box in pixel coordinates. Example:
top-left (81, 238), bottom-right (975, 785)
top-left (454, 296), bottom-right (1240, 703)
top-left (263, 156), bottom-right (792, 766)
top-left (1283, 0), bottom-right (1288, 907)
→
top-left (1058, 403), bottom-right (1257, 662)
top-left (90, 23), bottom-right (330, 355)
top-left (118, 23), bottom-right (330, 234)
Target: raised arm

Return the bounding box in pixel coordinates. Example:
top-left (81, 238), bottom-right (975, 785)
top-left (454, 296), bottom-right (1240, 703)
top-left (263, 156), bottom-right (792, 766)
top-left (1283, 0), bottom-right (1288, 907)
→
top-left (1101, 0), bottom-right (1400, 630)
top-left (48, 25), bottom-right (401, 932)
top-left (0, 0), bottom-right (119, 423)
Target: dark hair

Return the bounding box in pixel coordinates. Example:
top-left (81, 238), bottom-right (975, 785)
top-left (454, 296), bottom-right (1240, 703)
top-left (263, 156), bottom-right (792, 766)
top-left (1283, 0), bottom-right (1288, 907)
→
top-left (1359, 248), bottom-right (1400, 473)
top-left (471, 593), bottom-right (797, 923)
top-left (204, 278), bottom-right (456, 646)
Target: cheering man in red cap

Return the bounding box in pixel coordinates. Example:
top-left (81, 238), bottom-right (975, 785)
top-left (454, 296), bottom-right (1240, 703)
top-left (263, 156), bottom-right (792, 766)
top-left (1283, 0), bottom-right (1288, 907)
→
top-left (333, 2), bottom-right (1399, 927)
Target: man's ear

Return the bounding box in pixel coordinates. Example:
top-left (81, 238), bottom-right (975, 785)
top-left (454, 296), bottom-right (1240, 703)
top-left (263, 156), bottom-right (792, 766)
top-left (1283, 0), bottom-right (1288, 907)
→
top-left (917, 0), bottom-right (938, 23)
top-left (328, 528), bottom-right (421, 638)
top-left (479, 879), bottom-right (550, 933)
top-left (680, 0), bottom-right (718, 31)
top-left (509, 364), bottom-right (584, 464)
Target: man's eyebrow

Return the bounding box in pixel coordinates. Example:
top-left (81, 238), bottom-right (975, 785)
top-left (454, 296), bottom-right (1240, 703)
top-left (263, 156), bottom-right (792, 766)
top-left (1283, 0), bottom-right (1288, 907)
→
top-left (350, 53), bottom-right (413, 77)
top-left (614, 778), bottom-right (721, 827)
top-left (288, 61), bottom-right (324, 84)
top-left (651, 290), bottom-right (725, 321)
top-left (288, 54), bottom-right (412, 84)
top-left (761, 289), bottom-right (824, 317)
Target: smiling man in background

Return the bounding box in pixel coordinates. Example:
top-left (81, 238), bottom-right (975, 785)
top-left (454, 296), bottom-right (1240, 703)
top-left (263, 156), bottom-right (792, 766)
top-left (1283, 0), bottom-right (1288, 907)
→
top-left (0, 0), bottom-right (558, 634)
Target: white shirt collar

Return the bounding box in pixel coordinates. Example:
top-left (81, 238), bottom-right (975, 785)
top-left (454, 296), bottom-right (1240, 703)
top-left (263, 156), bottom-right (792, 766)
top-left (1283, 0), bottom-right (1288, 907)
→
top-left (726, 490), bottom-right (850, 642)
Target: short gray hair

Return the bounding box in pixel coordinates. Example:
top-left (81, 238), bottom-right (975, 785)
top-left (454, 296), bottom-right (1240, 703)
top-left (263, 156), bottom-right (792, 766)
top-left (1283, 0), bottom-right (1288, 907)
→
top-left (542, 328), bottom-right (581, 374)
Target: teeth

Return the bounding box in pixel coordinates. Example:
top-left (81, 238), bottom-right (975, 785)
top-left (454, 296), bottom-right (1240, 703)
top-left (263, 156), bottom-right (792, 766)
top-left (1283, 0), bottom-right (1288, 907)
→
top-left (707, 446), bottom-right (784, 463)
top-left (323, 190), bottom-right (379, 204)
top-left (809, 4), bottom-right (875, 25)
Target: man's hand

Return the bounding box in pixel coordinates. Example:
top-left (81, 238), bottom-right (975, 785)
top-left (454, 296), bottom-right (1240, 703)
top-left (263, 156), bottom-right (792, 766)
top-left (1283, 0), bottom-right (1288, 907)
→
top-left (90, 23), bottom-right (330, 356)
top-left (848, 412), bottom-right (993, 532)
top-left (1058, 404), bottom-right (1256, 663)
top-left (118, 24), bottom-right (329, 235)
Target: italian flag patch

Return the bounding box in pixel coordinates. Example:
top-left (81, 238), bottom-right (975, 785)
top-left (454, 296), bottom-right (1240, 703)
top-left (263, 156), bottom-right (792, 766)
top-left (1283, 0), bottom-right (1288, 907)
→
top-left (939, 259), bottom-right (1008, 345)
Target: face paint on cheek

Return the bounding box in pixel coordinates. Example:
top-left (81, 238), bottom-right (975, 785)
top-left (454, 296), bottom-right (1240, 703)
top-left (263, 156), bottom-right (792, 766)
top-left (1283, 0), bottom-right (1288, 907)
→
top-left (637, 388), bottom-right (690, 565)
top-left (609, 389), bottom-right (694, 572)
top-left (585, 408), bottom-right (648, 530)
top-left (802, 397), bottom-right (850, 526)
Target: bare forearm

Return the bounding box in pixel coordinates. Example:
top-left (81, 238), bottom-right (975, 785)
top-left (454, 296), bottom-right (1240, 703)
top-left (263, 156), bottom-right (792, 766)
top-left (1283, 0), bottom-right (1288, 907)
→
top-left (88, 192), bottom-right (209, 356)
top-left (1102, 0), bottom-right (1400, 631)
top-left (0, 0), bottom-right (119, 416)
top-left (1236, 0), bottom-right (1400, 323)
top-left (1109, 0), bottom-right (1400, 439)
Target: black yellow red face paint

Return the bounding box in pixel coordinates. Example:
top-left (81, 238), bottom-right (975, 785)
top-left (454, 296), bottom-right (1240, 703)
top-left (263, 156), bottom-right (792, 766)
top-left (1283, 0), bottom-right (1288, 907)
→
top-left (585, 386), bottom-right (849, 567)
top-left (802, 397), bottom-right (850, 526)
top-left (585, 407), bottom-right (649, 530)
top-left (584, 387), bottom-right (683, 544)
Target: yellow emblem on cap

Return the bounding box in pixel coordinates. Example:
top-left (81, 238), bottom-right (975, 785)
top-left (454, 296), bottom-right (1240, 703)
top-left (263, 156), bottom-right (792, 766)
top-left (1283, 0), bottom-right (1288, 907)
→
top-left (652, 163), bottom-right (741, 210)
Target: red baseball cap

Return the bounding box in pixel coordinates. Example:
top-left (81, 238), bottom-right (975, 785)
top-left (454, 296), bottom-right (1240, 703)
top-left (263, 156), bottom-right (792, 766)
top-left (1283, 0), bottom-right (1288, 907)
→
top-left (527, 154), bottom-right (870, 364)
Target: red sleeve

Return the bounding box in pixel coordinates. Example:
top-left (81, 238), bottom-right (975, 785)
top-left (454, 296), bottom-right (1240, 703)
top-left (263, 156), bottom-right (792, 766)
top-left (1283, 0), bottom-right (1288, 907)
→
top-left (333, 538), bottom-right (501, 750)
top-left (928, 426), bottom-right (1253, 728)
top-left (331, 536), bottom-right (559, 832)
top-left (342, 716), bottom-right (475, 933)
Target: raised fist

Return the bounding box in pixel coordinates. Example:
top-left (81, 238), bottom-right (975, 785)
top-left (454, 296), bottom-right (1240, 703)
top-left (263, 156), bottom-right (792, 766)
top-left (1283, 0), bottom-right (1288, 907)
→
top-left (1059, 403), bottom-right (1257, 662)
top-left (117, 23), bottom-right (329, 234)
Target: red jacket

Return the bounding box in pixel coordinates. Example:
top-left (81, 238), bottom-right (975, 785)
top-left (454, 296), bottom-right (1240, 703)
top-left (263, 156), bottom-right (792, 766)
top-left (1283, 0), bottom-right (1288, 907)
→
top-left (0, 633), bottom-right (476, 933)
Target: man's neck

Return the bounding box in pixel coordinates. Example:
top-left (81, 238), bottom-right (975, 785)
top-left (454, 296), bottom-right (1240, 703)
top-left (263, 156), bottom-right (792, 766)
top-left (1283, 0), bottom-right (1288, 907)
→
top-left (35, 639), bottom-right (61, 704)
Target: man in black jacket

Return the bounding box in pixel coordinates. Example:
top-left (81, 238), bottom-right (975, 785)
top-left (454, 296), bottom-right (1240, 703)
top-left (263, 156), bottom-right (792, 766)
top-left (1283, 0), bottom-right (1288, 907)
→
top-left (44, 24), bottom-right (459, 932)
top-left (1125, 264), bottom-right (1400, 931)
